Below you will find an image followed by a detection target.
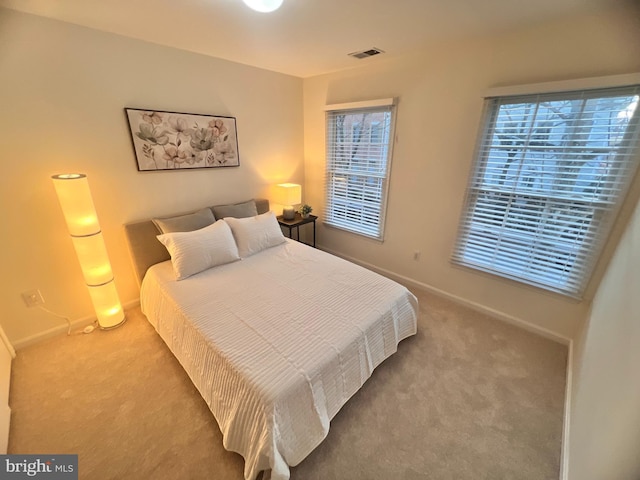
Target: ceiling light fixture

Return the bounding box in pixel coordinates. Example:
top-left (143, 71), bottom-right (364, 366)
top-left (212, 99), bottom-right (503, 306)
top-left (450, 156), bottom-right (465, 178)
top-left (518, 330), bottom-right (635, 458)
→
top-left (242, 0), bottom-right (283, 13)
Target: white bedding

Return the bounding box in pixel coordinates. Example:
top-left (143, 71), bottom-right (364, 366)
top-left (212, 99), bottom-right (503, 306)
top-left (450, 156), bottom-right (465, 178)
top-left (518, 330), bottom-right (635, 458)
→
top-left (140, 239), bottom-right (418, 480)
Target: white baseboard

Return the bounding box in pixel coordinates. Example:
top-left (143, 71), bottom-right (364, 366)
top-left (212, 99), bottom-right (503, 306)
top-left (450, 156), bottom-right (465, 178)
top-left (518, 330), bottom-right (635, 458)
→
top-left (560, 340), bottom-right (573, 480)
top-left (1, 336), bottom-right (12, 454)
top-left (319, 245), bottom-right (571, 345)
top-left (13, 299), bottom-right (140, 351)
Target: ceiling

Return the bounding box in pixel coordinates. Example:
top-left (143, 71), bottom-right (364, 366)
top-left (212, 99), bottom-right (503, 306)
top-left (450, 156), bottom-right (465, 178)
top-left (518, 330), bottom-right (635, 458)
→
top-left (0, 0), bottom-right (622, 78)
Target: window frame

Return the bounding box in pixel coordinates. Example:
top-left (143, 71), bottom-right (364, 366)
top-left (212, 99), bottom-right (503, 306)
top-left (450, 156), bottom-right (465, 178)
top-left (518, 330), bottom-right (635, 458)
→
top-left (452, 75), bottom-right (640, 299)
top-left (324, 98), bottom-right (397, 241)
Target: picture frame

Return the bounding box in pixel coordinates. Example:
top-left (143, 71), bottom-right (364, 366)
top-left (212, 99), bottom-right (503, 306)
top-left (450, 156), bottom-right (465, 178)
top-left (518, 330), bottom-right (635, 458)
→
top-left (124, 108), bottom-right (240, 171)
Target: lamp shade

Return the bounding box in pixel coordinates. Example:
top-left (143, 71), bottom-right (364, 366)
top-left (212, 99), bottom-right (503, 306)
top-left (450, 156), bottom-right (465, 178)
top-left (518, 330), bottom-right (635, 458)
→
top-left (87, 281), bottom-right (124, 329)
top-left (71, 233), bottom-right (114, 286)
top-left (52, 173), bottom-right (125, 330)
top-left (51, 174), bottom-right (100, 236)
top-left (274, 183), bottom-right (302, 207)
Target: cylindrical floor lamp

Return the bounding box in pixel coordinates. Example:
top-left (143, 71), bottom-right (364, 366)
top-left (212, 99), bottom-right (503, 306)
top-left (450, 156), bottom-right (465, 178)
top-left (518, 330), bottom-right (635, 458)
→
top-left (52, 173), bottom-right (125, 329)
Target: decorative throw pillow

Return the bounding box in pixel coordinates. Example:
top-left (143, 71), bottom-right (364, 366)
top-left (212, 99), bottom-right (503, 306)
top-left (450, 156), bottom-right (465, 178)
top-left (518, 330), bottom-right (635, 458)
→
top-left (156, 220), bottom-right (240, 280)
top-left (212, 200), bottom-right (258, 220)
top-left (152, 208), bottom-right (215, 234)
top-left (224, 211), bottom-right (286, 258)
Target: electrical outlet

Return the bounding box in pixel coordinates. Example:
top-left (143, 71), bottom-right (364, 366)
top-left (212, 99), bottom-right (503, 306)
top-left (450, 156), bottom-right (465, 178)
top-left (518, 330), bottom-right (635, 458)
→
top-left (413, 251), bottom-right (421, 261)
top-left (22, 289), bottom-right (44, 308)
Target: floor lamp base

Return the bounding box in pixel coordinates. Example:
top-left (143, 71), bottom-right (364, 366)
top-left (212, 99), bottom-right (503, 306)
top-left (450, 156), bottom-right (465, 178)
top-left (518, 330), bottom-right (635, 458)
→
top-left (99, 315), bottom-right (126, 330)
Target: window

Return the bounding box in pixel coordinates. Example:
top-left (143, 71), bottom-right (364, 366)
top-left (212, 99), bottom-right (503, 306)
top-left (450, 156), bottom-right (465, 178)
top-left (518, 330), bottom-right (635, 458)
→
top-left (370, 121), bottom-right (382, 143)
top-left (325, 99), bottom-right (396, 240)
top-left (352, 122), bottom-right (362, 143)
top-left (453, 84), bottom-right (640, 298)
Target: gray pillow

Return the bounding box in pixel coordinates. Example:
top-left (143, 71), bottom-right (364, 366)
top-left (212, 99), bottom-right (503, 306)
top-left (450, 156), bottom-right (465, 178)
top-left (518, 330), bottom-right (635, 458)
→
top-left (152, 208), bottom-right (215, 234)
top-left (212, 200), bottom-right (258, 220)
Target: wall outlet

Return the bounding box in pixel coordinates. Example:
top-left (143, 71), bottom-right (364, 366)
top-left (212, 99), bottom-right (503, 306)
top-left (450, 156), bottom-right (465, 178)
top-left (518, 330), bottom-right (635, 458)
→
top-left (413, 250), bottom-right (421, 261)
top-left (21, 289), bottom-right (44, 308)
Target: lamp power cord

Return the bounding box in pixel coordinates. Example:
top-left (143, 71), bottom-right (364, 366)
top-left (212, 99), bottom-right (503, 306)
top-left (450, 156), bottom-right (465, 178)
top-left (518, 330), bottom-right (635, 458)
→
top-left (37, 306), bottom-right (97, 336)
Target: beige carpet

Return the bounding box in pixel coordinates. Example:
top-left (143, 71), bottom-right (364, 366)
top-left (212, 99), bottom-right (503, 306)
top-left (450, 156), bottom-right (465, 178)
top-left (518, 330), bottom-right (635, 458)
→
top-left (8, 288), bottom-right (567, 479)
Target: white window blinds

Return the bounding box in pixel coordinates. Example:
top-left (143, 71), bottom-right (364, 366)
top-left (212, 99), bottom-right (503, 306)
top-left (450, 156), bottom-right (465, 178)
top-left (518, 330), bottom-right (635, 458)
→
top-left (325, 100), bottom-right (396, 240)
top-left (452, 85), bottom-right (640, 298)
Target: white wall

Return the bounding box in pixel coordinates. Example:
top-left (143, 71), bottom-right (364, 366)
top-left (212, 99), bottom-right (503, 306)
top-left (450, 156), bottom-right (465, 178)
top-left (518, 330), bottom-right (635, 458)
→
top-left (567, 196), bottom-right (640, 480)
top-left (303, 6), bottom-right (640, 340)
top-left (0, 8), bottom-right (303, 346)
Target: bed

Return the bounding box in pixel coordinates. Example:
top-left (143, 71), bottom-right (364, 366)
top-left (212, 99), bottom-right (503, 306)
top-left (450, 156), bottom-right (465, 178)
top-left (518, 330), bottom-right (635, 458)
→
top-left (124, 199), bottom-right (418, 480)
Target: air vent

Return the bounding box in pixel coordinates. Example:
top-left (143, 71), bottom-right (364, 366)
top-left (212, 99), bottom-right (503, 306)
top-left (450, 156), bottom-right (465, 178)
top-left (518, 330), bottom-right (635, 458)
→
top-left (348, 48), bottom-right (385, 59)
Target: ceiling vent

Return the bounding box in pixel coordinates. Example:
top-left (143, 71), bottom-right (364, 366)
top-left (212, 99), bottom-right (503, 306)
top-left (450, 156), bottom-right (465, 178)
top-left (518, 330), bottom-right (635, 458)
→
top-left (348, 48), bottom-right (385, 60)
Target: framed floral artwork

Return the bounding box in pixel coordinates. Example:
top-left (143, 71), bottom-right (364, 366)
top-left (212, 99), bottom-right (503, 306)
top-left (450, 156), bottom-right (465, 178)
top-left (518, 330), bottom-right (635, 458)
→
top-left (124, 108), bottom-right (240, 171)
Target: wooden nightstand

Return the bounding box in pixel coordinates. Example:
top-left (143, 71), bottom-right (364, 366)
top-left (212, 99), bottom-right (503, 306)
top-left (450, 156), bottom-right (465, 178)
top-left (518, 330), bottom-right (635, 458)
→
top-left (277, 214), bottom-right (317, 248)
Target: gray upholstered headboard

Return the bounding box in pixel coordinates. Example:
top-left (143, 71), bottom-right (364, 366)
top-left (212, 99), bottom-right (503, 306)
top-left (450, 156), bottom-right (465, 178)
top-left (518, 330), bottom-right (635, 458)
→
top-left (124, 198), bottom-right (270, 286)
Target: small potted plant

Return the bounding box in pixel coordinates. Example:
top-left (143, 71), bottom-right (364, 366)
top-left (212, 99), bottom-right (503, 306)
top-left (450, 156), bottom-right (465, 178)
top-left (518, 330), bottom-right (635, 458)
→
top-left (299, 204), bottom-right (313, 219)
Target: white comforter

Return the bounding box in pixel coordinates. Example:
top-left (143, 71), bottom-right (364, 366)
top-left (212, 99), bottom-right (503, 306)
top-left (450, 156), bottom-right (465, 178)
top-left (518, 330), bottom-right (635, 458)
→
top-left (140, 239), bottom-right (418, 479)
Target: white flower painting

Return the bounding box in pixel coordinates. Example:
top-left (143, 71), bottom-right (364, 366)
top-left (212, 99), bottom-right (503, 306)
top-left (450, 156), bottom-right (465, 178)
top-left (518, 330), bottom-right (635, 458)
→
top-left (125, 108), bottom-right (240, 171)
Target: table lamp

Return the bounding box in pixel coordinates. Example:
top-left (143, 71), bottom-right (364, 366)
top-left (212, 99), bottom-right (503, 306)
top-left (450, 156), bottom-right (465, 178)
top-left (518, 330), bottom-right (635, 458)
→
top-left (274, 183), bottom-right (301, 220)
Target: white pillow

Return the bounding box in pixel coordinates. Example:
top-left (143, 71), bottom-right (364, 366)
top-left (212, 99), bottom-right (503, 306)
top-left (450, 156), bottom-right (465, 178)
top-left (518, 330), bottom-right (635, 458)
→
top-left (224, 211), bottom-right (286, 258)
top-left (156, 220), bottom-right (240, 280)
